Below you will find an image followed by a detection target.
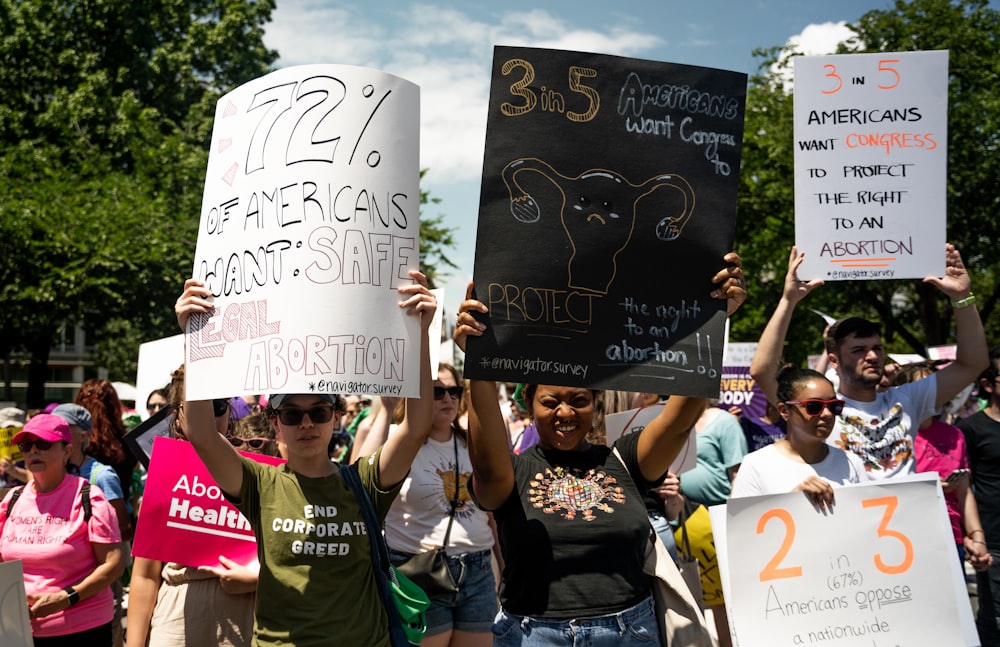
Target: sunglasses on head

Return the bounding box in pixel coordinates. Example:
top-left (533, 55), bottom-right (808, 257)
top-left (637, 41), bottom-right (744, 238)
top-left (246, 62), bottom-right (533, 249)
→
top-left (274, 405), bottom-right (336, 426)
top-left (17, 439), bottom-right (55, 452)
top-left (227, 436), bottom-right (274, 450)
top-left (213, 398), bottom-right (230, 417)
top-left (433, 386), bottom-right (464, 400)
top-left (785, 398), bottom-right (846, 416)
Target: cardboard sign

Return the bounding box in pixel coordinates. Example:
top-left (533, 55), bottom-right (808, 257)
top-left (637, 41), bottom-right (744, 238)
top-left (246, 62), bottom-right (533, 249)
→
top-left (0, 427), bottom-right (22, 462)
top-left (0, 561), bottom-right (32, 647)
top-left (605, 404), bottom-right (696, 474)
top-left (794, 51), bottom-right (948, 280)
top-left (136, 334), bottom-right (184, 421)
top-left (715, 475), bottom-right (977, 646)
top-left (122, 405), bottom-right (175, 469)
top-left (465, 46), bottom-right (746, 396)
top-left (132, 436), bottom-right (285, 568)
top-left (186, 64), bottom-right (422, 400)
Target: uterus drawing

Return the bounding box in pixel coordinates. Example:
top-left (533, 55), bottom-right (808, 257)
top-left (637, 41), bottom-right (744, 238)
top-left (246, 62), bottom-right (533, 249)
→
top-left (501, 158), bottom-right (696, 295)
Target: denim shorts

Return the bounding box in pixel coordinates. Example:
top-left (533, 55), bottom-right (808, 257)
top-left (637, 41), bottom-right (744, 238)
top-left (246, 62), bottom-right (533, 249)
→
top-left (492, 596), bottom-right (657, 646)
top-left (389, 548), bottom-right (498, 635)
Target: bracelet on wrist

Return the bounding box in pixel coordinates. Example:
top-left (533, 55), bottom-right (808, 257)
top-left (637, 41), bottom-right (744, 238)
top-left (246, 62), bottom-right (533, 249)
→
top-left (967, 529), bottom-right (985, 537)
top-left (63, 586), bottom-right (80, 606)
top-left (952, 293), bottom-right (976, 309)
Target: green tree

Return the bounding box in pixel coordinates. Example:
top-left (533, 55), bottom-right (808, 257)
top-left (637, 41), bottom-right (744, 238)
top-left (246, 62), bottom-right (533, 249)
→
top-left (0, 0), bottom-right (278, 405)
top-left (735, 0), bottom-right (999, 364)
top-left (418, 170), bottom-right (459, 289)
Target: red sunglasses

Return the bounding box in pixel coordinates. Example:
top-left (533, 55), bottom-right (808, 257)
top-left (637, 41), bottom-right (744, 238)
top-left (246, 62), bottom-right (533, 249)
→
top-left (784, 399), bottom-right (846, 416)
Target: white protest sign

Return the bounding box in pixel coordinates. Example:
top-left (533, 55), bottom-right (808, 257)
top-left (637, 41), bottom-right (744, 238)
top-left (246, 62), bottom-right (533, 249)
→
top-left (136, 334), bottom-right (184, 420)
top-left (0, 560), bottom-right (32, 647)
top-left (186, 64), bottom-right (421, 400)
top-left (794, 50), bottom-right (948, 281)
top-left (716, 475), bottom-right (976, 646)
top-left (605, 404), bottom-right (697, 474)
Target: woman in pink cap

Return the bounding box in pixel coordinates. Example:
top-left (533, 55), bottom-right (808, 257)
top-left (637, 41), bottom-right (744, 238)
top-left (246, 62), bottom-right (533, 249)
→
top-left (0, 413), bottom-right (124, 646)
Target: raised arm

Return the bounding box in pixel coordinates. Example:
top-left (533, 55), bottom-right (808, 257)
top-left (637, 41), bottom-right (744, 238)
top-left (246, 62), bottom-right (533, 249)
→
top-left (376, 271), bottom-right (437, 488)
top-left (455, 282), bottom-right (515, 510)
top-left (175, 279), bottom-right (245, 498)
top-left (924, 244), bottom-right (988, 409)
top-left (635, 396), bottom-right (707, 481)
top-left (750, 247), bottom-right (824, 406)
top-left (353, 396), bottom-right (401, 463)
top-left (637, 252), bottom-right (748, 479)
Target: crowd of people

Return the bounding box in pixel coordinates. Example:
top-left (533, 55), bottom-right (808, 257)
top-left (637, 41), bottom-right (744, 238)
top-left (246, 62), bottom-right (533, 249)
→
top-left (2, 241), bottom-right (999, 647)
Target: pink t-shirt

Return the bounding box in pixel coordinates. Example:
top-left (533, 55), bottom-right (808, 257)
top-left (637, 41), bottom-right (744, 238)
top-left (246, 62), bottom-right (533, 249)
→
top-left (0, 473), bottom-right (122, 637)
top-left (914, 419), bottom-right (968, 544)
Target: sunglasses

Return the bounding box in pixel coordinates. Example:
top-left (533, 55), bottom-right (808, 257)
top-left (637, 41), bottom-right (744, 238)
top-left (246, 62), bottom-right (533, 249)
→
top-left (147, 402), bottom-right (166, 412)
top-left (227, 436), bottom-right (274, 450)
top-left (17, 439), bottom-right (55, 452)
top-left (434, 386), bottom-right (464, 400)
top-left (213, 398), bottom-right (230, 417)
top-left (784, 399), bottom-right (846, 416)
top-left (274, 405), bottom-right (336, 426)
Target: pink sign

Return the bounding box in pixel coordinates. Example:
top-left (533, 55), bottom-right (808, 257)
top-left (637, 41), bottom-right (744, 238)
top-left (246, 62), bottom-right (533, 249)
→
top-left (132, 436), bottom-right (284, 568)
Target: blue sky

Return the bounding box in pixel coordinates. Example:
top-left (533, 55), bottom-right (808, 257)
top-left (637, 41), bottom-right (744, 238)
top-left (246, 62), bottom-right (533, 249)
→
top-left (260, 0), bottom-right (935, 317)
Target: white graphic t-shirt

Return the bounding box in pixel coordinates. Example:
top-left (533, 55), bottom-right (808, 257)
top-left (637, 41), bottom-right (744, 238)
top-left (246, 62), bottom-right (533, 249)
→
top-left (829, 375), bottom-right (937, 480)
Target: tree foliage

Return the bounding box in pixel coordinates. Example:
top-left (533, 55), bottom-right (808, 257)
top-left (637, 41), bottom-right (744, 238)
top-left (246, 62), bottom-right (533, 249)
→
top-left (0, 0), bottom-right (278, 405)
top-left (1, 1), bottom-right (460, 403)
top-left (735, 0), bottom-right (1000, 364)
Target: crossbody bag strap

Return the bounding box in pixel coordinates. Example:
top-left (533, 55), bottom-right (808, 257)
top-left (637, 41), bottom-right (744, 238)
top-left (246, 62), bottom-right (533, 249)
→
top-left (439, 434), bottom-right (461, 549)
top-left (612, 446), bottom-right (661, 543)
top-left (677, 499), bottom-right (693, 555)
top-left (342, 464), bottom-right (409, 647)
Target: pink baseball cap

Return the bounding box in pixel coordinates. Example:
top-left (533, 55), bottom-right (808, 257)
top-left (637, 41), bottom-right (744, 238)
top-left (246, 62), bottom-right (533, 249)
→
top-left (12, 414), bottom-right (73, 445)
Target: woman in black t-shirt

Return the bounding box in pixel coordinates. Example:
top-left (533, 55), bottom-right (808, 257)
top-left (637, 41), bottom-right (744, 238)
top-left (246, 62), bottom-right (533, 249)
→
top-left (454, 254), bottom-right (745, 646)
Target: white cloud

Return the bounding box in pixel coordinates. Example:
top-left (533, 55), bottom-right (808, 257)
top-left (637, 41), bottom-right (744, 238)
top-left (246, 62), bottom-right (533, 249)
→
top-left (788, 21), bottom-right (859, 57)
top-left (770, 21), bottom-right (860, 89)
top-left (264, 3), bottom-right (387, 67)
top-left (263, 3), bottom-right (664, 184)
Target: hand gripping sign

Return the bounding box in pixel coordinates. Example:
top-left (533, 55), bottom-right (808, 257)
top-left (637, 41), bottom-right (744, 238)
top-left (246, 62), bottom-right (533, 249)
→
top-left (185, 64), bottom-right (421, 401)
top-left (712, 475), bottom-right (977, 646)
top-left (132, 437), bottom-right (285, 568)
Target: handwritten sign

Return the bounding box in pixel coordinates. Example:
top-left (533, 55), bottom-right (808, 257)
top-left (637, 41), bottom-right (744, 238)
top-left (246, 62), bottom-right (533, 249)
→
top-left (794, 51), bottom-right (948, 280)
top-left (605, 404), bottom-right (696, 474)
top-left (132, 436), bottom-right (285, 568)
top-left (185, 64), bottom-right (421, 400)
top-left (0, 561), bottom-right (31, 647)
top-left (0, 427), bottom-right (22, 462)
top-left (464, 46), bottom-right (746, 396)
top-left (715, 476), bottom-right (977, 646)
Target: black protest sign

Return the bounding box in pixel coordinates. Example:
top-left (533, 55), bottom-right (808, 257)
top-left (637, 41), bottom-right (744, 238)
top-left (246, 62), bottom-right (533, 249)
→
top-left (123, 404), bottom-right (175, 469)
top-left (465, 46), bottom-right (746, 396)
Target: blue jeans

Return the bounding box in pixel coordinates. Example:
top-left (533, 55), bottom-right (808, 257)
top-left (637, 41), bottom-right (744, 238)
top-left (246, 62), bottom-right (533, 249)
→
top-left (649, 511), bottom-right (680, 564)
top-left (389, 548), bottom-right (497, 635)
top-left (492, 596), bottom-right (657, 646)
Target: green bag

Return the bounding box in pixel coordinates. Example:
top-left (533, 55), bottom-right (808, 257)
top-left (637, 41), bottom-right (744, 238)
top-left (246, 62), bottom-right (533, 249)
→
top-left (390, 566), bottom-right (431, 645)
top-left (342, 463), bottom-right (430, 646)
